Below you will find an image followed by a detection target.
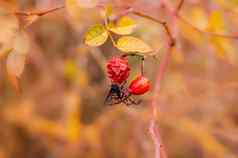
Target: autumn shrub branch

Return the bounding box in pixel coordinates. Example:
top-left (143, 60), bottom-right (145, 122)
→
top-left (130, 9), bottom-right (175, 158)
top-left (10, 1), bottom-right (238, 158)
top-left (132, 11), bottom-right (175, 47)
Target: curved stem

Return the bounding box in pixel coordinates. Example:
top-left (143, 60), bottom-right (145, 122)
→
top-left (177, 14), bottom-right (238, 39)
top-left (104, 17), bottom-right (117, 47)
top-left (132, 11), bottom-right (175, 46)
top-left (108, 31), bottom-right (117, 47)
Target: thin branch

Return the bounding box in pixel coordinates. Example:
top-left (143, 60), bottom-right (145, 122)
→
top-left (130, 8), bottom-right (176, 158)
top-left (108, 31), bottom-right (117, 47)
top-left (141, 57), bottom-right (145, 76)
top-left (132, 11), bottom-right (175, 46)
top-left (177, 14), bottom-right (238, 39)
top-left (131, 8), bottom-right (175, 158)
top-left (132, 11), bottom-right (165, 24)
top-left (162, 22), bottom-right (176, 46)
top-left (149, 46), bottom-right (173, 158)
top-left (103, 14), bottom-right (119, 47)
top-left (14, 6), bottom-right (65, 17)
top-left (176, 0), bottom-right (184, 13)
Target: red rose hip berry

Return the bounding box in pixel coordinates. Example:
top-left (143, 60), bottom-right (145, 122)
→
top-left (106, 57), bottom-right (130, 84)
top-left (129, 76), bottom-right (150, 95)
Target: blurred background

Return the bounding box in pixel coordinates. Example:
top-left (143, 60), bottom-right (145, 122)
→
top-left (0, 0), bottom-right (238, 158)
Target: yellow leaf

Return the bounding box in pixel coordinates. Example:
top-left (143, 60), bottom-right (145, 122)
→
top-left (207, 11), bottom-right (224, 33)
top-left (108, 16), bottom-right (136, 35)
top-left (85, 24), bottom-right (108, 46)
top-left (116, 36), bottom-right (153, 53)
top-left (206, 11), bottom-right (232, 59)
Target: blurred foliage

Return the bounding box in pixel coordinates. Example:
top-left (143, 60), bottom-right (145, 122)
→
top-left (0, 0), bottom-right (238, 158)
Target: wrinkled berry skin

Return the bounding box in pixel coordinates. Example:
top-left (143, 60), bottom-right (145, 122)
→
top-left (129, 76), bottom-right (150, 95)
top-left (107, 57), bottom-right (130, 84)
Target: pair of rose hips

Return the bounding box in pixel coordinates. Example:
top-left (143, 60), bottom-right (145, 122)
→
top-left (107, 56), bottom-right (150, 104)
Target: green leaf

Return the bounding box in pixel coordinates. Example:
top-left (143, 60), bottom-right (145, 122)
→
top-left (116, 36), bottom-right (153, 54)
top-left (84, 24), bottom-right (108, 46)
top-left (108, 16), bottom-right (136, 35)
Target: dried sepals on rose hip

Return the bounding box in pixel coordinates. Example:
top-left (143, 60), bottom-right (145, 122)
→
top-left (105, 56), bottom-right (134, 106)
top-left (106, 56), bottom-right (130, 84)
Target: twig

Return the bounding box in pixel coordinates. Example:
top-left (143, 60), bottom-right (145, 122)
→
top-left (132, 11), bottom-right (175, 46)
top-left (129, 7), bottom-right (176, 158)
top-left (141, 57), bottom-right (145, 76)
top-left (104, 17), bottom-right (117, 47)
top-left (14, 6), bottom-right (65, 17)
top-left (108, 31), bottom-right (117, 47)
top-left (132, 11), bottom-right (165, 24)
top-left (128, 7), bottom-right (176, 158)
top-left (175, 0), bottom-right (184, 13)
top-left (177, 14), bottom-right (238, 39)
top-left (150, 46), bottom-right (173, 158)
